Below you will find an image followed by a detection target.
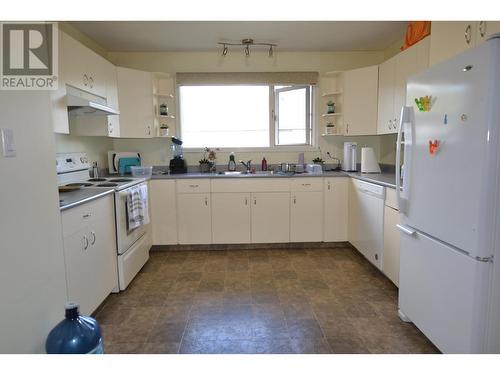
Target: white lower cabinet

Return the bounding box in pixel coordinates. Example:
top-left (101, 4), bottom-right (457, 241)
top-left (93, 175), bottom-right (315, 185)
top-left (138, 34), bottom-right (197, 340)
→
top-left (61, 195), bottom-right (118, 315)
top-left (323, 177), bottom-right (348, 241)
top-left (290, 180), bottom-right (324, 242)
top-left (382, 188), bottom-right (401, 286)
top-left (251, 192), bottom-right (290, 243)
top-left (150, 180), bottom-right (178, 245)
top-left (383, 205), bottom-right (400, 286)
top-left (211, 193), bottom-right (251, 244)
top-left (177, 193), bottom-right (212, 244)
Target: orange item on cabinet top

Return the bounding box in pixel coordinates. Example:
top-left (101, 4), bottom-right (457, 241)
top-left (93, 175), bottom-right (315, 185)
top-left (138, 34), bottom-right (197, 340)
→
top-left (401, 21), bottom-right (431, 51)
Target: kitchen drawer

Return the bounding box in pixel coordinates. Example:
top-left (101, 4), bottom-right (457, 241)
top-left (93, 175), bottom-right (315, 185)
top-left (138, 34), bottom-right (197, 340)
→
top-left (211, 178), bottom-right (290, 193)
top-left (61, 195), bottom-right (113, 237)
top-left (176, 179), bottom-right (211, 193)
top-left (385, 187), bottom-right (399, 210)
top-left (290, 178), bottom-right (323, 192)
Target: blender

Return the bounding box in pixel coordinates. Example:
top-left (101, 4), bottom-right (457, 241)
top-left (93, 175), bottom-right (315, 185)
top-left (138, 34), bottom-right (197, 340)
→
top-left (169, 137), bottom-right (187, 174)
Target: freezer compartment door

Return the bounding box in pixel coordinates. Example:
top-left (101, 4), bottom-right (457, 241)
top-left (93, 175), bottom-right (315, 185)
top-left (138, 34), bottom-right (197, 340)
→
top-left (399, 229), bottom-right (490, 353)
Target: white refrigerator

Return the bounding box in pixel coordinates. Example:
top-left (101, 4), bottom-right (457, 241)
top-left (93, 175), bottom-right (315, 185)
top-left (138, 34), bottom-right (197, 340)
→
top-left (396, 35), bottom-right (500, 353)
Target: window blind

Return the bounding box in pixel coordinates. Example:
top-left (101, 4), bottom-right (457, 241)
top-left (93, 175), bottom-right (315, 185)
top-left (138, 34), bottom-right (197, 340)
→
top-left (176, 71), bottom-right (319, 86)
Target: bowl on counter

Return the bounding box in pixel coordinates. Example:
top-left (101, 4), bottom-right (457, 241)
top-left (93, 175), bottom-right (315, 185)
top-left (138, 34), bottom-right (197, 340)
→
top-left (130, 166), bottom-right (153, 179)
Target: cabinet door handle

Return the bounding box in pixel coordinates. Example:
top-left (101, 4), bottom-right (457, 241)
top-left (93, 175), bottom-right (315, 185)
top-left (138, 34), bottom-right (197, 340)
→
top-left (90, 231), bottom-right (96, 245)
top-left (204, 197), bottom-right (208, 206)
top-left (82, 213), bottom-right (92, 218)
top-left (388, 120), bottom-right (393, 130)
top-left (479, 21), bottom-right (486, 38)
top-left (245, 197), bottom-right (248, 205)
top-left (254, 198), bottom-right (257, 205)
top-left (346, 123), bottom-right (349, 134)
top-left (465, 24), bottom-right (472, 45)
top-left (83, 74), bottom-right (88, 86)
top-left (293, 195), bottom-right (296, 204)
top-left (146, 125), bottom-right (151, 135)
top-left (327, 181), bottom-right (331, 190)
top-left (83, 236), bottom-right (89, 250)
top-left (89, 76), bottom-right (94, 88)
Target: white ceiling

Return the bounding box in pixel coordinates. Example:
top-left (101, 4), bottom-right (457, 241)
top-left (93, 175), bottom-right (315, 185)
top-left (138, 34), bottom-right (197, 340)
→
top-left (69, 21), bottom-right (408, 52)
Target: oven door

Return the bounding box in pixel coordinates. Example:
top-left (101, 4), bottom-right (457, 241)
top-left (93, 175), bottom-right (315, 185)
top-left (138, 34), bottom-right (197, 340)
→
top-left (115, 182), bottom-right (148, 255)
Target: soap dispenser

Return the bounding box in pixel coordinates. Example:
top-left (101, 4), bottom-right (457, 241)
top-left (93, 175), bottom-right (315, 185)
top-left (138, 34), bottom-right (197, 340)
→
top-left (261, 156), bottom-right (268, 171)
top-left (228, 152), bottom-right (236, 171)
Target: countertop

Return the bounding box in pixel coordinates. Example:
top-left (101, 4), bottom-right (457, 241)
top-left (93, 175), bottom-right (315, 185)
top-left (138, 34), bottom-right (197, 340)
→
top-left (348, 172), bottom-right (397, 189)
top-left (151, 170), bottom-right (397, 189)
top-left (59, 188), bottom-right (115, 211)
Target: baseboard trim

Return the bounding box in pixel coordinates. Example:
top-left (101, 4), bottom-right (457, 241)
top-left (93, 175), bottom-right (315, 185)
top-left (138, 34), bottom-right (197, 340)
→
top-left (151, 241), bottom-right (353, 252)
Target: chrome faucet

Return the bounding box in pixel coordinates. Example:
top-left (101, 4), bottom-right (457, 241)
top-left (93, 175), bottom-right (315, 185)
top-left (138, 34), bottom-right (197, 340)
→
top-left (239, 160), bottom-right (252, 172)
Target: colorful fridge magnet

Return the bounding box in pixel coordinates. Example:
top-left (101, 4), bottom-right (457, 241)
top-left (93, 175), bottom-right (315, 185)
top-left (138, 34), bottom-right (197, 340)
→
top-left (415, 96), bottom-right (435, 112)
top-left (429, 139), bottom-right (441, 156)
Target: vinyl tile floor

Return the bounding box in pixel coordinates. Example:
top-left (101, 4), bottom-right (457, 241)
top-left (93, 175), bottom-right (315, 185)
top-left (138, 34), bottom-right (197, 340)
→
top-left (96, 247), bottom-right (439, 354)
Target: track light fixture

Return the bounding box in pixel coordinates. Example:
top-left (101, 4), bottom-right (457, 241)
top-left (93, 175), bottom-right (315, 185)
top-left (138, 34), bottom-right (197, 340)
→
top-left (218, 38), bottom-right (277, 57)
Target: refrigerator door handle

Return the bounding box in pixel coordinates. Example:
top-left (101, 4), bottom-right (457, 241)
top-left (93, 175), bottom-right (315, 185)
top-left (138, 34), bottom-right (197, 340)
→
top-left (396, 224), bottom-right (417, 236)
top-left (396, 106), bottom-right (413, 214)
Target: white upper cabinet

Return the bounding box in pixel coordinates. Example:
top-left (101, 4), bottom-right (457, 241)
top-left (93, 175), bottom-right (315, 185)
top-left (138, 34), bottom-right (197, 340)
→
top-left (475, 21), bottom-right (500, 45)
top-left (61, 32), bottom-right (108, 98)
top-left (116, 67), bottom-right (155, 138)
top-left (428, 21), bottom-right (499, 66)
top-left (68, 59), bottom-right (121, 137)
top-left (377, 56), bottom-right (396, 135)
top-left (342, 65), bottom-right (379, 136)
top-left (377, 37), bottom-right (430, 134)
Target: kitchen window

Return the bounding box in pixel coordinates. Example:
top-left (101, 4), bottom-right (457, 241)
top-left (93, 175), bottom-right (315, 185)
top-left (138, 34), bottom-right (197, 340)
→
top-left (176, 72), bottom-right (317, 150)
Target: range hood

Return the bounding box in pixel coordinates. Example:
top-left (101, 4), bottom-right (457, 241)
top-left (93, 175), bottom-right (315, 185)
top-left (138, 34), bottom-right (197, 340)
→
top-left (66, 85), bottom-right (119, 116)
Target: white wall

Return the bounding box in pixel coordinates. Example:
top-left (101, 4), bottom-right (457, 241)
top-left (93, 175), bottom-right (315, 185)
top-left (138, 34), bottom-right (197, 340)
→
top-left (0, 92), bottom-right (67, 353)
top-left (54, 133), bottom-right (113, 168)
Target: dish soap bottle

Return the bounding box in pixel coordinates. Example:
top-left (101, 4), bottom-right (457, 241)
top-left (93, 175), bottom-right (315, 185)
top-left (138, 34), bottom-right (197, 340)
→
top-left (261, 156), bottom-right (268, 171)
top-left (45, 303), bottom-right (104, 354)
top-left (228, 152), bottom-right (236, 171)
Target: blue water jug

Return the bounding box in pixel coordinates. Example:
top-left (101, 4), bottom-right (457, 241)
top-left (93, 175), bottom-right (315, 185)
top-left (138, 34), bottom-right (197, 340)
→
top-left (46, 302), bottom-right (104, 354)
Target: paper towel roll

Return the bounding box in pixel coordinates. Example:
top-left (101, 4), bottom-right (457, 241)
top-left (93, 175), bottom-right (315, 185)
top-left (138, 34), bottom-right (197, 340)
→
top-left (361, 147), bottom-right (381, 173)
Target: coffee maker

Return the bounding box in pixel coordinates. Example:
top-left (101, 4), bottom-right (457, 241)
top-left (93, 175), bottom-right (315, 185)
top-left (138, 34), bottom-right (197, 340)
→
top-left (342, 142), bottom-right (357, 171)
top-left (169, 137), bottom-right (187, 174)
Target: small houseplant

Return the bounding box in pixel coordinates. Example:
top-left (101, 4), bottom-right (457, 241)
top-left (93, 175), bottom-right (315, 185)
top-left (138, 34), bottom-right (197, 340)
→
top-left (325, 122), bottom-right (335, 135)
top-left (199, 147), bottom-right (217, 173)
top-left (312, 157), bottom-right (324, 165)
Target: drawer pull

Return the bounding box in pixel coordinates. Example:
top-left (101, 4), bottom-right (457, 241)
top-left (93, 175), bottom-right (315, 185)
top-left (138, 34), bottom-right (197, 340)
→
top-left (82, 213), bottom-right (92, 218)
top-left (189, 184), bottom-right (199, 188)
top-left (301, 183), bottom-right (311, 187)
top-left (83, 236), bottom-right (89, 250)
top-left (90, 231), bottom-right (96, 245)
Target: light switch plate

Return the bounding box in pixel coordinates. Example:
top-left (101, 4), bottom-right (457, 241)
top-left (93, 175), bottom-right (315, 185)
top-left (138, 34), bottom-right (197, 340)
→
top-left (1, 128), bottom-right (16, 157)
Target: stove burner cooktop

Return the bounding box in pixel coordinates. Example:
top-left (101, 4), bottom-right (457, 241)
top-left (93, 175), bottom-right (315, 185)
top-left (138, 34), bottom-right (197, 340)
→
top-left (66, 182), bottom-right (93, 187)
top-left (97, 183), bottom-right (118, 187)
top-left (109, 178), bottom-right (134, 182)
top-left (88, 178), bottom-right (107, 182)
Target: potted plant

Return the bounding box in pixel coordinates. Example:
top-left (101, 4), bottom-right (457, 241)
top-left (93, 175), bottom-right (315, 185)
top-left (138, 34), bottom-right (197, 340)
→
top-left (326, 101), bottom-right (335, 114)
top-left (159, 125), bottom-right (169, 137)
top-left (312, 157), bottom-right (324, 165)
top-left (199, 157), bottom-right (211, 173)
top-left (325, 122), bottom-right (335, 135)
top-left (199, 147), bottom-right (217, 173)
